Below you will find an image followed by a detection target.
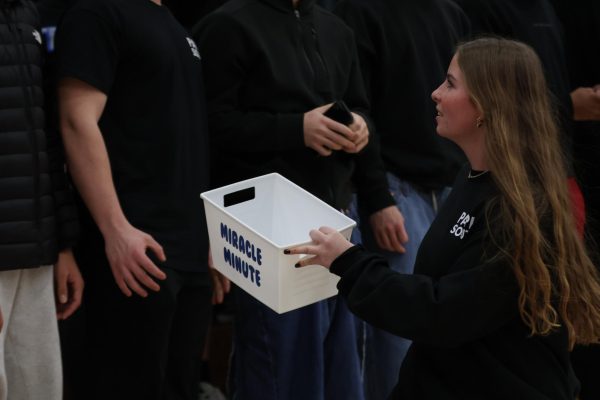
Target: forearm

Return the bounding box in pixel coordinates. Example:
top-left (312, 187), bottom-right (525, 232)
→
top-left (331, 245), bottom-right (518, 347)
top-left (60, 104), bottom-right (167, 298)
top-left (59, 78), bottom-right (130, 237)
top-left (60, 117), bottom-right (127, 236)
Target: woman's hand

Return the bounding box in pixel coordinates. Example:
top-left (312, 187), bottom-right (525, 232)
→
top-left (286, 226), bottom-right (354, 269)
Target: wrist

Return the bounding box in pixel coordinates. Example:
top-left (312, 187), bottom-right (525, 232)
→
top-left (58, 248), bottom-right (75, 262)
top-left (97, 214), bottom-right (130, 237)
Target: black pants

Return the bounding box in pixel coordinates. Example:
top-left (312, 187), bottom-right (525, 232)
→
top-left (61, 245), bottom-right (212, 400)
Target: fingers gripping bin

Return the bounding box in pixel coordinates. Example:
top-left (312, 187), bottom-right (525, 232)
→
top-left (201, 173), bottom-right (356, 314)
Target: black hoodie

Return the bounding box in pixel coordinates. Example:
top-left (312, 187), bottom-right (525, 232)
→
top-left (194, 0), bottom-right (394, 214)
top-left (331, 168), bottom-right (579, 399)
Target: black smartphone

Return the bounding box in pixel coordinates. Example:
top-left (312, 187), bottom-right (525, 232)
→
top-left (323, 100), bottom-right (354, 126)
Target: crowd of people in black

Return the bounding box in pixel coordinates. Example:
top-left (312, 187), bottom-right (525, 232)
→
top-left (0, 0), bottom-right (599, 399)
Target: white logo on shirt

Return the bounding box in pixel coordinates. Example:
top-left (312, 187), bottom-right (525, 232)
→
top-left (186, 37), bottom-right (201, 60)
top-left (450, 212), bottom-right (476, 240)
top-left (32, 29), bottom-right (42, 45)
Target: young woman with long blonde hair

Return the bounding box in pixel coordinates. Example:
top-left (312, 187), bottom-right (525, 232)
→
top-left (289, 38), bottom-right (600, 399)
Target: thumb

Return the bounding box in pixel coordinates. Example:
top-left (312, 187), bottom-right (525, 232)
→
top-left (316, 102), bottom-right (334, 113)
top-left (319, 226), bottom-right (337, 234)
top-left (222, 275), bottom-right (231, 293)
top-left (55, 268), bottom-right (68, 304)
top-left (208, 249), bottom-right (214, 269)
top-left (398, 222), bottom-right (409, 244)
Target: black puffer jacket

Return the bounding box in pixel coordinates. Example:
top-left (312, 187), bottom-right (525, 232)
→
top-left (0, 0), bottom-right (78, 270)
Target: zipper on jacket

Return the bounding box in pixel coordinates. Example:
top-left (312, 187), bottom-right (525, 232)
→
top-left (296, 12), bottom-right (330, 96)
top-left (295, 10), bottom-right (315, 81)
top-left (12, 23), bottom-right (41, 226)
top-left (310, 26), bottom-right (330, 95)
top-left (295, 6), bottom-right (336, 206)
top-left (4, 7), bottom-right (44, 260)
top-left (311, 28), bottom-right (327, 82)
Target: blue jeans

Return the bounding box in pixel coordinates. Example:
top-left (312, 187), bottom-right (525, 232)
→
top-left (359, 173), bottom-right (450, 400)
top-left (229, 208), bottom-right (365, 400)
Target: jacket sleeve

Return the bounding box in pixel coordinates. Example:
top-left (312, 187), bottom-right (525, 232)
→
top-left (352, 125), bottom-right (394, 215)
top-left (334, 0), bottom-right (382, 102)
top-left (335, 2), bottom-right (393, 214)
top-left (330, 239), bottom-right (519, 348)
top-left (193, 13), bottom-right (306, 154)
top-left (341, 26), bottom-right (394, 214)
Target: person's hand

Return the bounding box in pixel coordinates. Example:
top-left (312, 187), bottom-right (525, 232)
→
top-left (347, 113), bottom-right (369, 153)
top-left (571, 87), bottom-right (600, 121)
top-left (286, 226), bottom-right (354, 269)
top-left (104, 223), bottom-right (167, 297)
top-left (369, 206), bottom-right (409, 253)
top-left (304, 104), bottom-right (359, 156)
top-left (54, 249), bottom-right (84, 320)
top-left (208, 248), bottom-right (230, 304)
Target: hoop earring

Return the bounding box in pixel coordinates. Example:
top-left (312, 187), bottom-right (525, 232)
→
top-left (476, 117), bottom-right (483, 128)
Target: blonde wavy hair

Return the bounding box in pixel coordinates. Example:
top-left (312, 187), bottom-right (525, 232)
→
top-left (456, 38), bottom-right (600, 348)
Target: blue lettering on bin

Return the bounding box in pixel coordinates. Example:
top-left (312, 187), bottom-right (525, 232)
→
top-left (220, 223), bottom-right (263, 265)
top-left (234, 255), bottom-right (243, 273)
top-left (220, 222), bottom-right (263, 287)
top-left (222, 245), bottom-right (262, 287)
top-left (239, 235), bottom-right (245, 253)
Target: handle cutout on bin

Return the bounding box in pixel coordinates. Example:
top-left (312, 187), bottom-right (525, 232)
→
top-left (224, 187), bottom-right (255, 207)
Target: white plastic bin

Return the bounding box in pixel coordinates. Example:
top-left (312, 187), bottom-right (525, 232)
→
top-left (200, 173), bottom-right (356, 314)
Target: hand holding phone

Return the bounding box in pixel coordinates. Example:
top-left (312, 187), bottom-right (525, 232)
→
top-left (303, 103), bottom-right (358, 156)
top-left (323, 100), bottom-right (354, 126)
top-left (323, 100), bottom-right (368, 152)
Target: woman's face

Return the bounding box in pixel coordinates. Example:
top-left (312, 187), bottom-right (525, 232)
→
top-left (431, 55), bottom-right (481, 143)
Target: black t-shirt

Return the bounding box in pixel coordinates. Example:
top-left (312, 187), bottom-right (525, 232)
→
top-left (57, 0), bottom-right (210, 272)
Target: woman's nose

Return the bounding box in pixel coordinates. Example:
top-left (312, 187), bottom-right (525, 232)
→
top-left (431, 86), bottom-right (441, 102)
